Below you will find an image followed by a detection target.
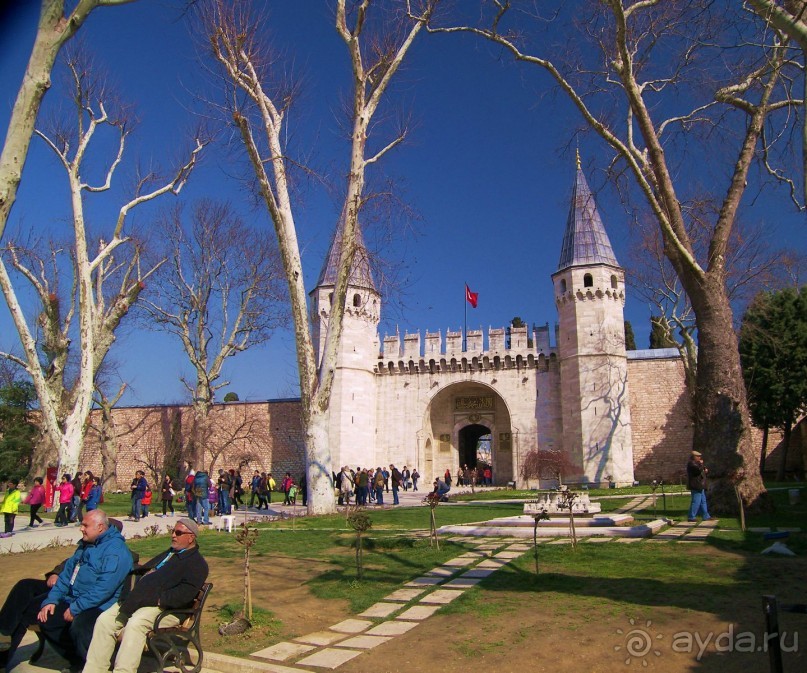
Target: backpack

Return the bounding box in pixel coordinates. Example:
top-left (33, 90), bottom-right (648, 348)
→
top-left (193, 471), bottom-right (209, 498)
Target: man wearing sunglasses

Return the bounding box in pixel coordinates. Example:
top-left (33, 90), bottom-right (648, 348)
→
top-left (83, 518), bottom-right (208, 673)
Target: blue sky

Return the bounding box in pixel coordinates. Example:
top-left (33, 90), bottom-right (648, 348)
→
top-left (1, 1), bottom-right (804, 406)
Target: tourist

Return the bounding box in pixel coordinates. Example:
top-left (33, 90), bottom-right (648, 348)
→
top-left (456, 467), bottom-right (463, 487)
top-left (69, 473), bottom-right (83, 523)
top-left (217, 469), bottom-right (232, 515)
top-left (382, 466), bottom-right (390, 493)
top-left (256, 472), bottom-right (270, 509)
top-left (402, 466), bottom-right (411, 491)
top-left (338, 466), bottom-right (353, 506)
top-left (82, 518), bottom-right (208, 673)
top-left (160, 475), bottom-right (175, 517)
top-left (373, 468), bottom-right (385, 505)
top-left (249, 470), bottom-right (261, 508)
top-left (24, 477), bottom-right (46, 527)
top-left (37, 510), bottom-right (132, 669)
top-left (0, 479), bottom-right (21, 536)
top-left (356, 469), bottom-right (369, 506)
top-left (128, 471), bottom-right (148, 522)
top-left (483, 466), bottom-right (492, 486)
top-left (85, 477), bottom-right (103, 512)
top-left (140, 484), bottom-right (152, 518)
top-left (299, 473), bottom-right (308, 507)
top-left (444, 468), bottom-right (452, 487)
top-left (433, 478), bottom-right (451, 502)
top-left (232, 469), bottom-right (244, 509)
top-left (207, 478), bottom-right (218, 519)
top-left (183, 469), bottom-right (196, 519)
top-left (390, 464), bottom-right (402, 505)
top-left (54, 474), bottom-right (74, 527)
top-left (686, 451), bottom-right (711, 522)
top-left (411, 468), bottom-right (420, 491)
top-left (74, 471), bottom-right (94, 524)
top-left (282, 473), bottom-right (294, 505)
top-left (0, 515), bottom-right (130, 670)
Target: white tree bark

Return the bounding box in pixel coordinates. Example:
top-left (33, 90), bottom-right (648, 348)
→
top-left (0, 0), bottom-right (136, 245)
top-left (0, 58), bottom-right (203, 480)
top-left (207, 0), bottom-right (434, 514)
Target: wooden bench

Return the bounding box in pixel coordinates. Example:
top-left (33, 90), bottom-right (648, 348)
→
top-left (28, 582), bottom-right (212, 673)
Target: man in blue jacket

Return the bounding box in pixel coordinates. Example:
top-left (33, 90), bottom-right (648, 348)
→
top-left (37, 509), bottom-right (132, 668)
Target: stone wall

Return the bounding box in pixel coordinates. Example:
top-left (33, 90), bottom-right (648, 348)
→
top-left (78, 400), bottom-right (305, 487)
top-left (627, 356), bottom-right (694, 483)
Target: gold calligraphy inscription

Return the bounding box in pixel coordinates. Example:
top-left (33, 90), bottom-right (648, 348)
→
top-left (455, 396), bottom-right (494, 411)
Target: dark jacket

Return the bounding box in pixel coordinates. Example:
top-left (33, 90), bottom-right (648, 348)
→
top-left (686, 459), bottom-right (706, 491)
top-left (43, 525), bottom-right (132, 616)
top-left (120, 544), bottom-right (208, 617)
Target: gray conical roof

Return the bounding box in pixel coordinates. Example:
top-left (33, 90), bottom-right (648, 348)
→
top-left (314, 211), bottom-right (377, 293)
top-left (557, 164), bottom-right (619, 271)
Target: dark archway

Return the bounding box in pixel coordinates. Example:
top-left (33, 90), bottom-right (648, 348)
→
top-left (459, 424), bottom-right (491, 471)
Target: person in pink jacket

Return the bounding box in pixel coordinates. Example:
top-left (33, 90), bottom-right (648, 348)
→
top-left (24, 477), bottom-right (46, 527)
top-left (54, 474), bottom-right (74, 527)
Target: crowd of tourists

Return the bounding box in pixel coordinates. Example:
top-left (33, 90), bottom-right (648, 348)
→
top-left (0, 471), bottom-right (104, 537)
top-left (0, 510), bottom-right (208, 673)
top-left (333, 464), bottom-right (421, 506)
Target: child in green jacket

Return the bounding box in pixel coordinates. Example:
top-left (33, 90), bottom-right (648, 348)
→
top-left (0, 479), bottom-right (22, 536)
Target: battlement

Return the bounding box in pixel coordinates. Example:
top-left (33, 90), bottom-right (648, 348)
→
top-left (377, 324), bottom-right (557, 375)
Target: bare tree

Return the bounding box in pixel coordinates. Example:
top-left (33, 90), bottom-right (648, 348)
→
top-left (90, 382), bottom-right (126, 490)
top-left (748, 0), bottom-right (807, 207)
top-left (0, 0), bottom-right (136, 245)
top-left (139, 199), bottom-right (286, 470)
top-left (0, 55), bottom-right (203, 479)
top-left (203, 0), bottom-right (436, 514)
top-left (429, 1), bottom-right (801, 512)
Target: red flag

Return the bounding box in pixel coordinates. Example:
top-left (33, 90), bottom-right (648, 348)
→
top-left (465, 283), bottom-right (478, 308)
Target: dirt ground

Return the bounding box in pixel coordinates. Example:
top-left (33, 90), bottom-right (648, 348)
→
top-left (2, 545), bottom-right (804, 673)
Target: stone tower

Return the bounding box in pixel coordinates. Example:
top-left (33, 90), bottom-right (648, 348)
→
top-left (551, 156), bottom-right (635, 486)
top-left (311, 216), bottom-right (380, 470)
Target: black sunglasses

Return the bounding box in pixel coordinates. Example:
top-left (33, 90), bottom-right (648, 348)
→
top-left (172, 529), bottom-right (194, 536)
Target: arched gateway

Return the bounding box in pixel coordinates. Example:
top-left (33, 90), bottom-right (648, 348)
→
top-left (421, 383), bottom-right (514, 486)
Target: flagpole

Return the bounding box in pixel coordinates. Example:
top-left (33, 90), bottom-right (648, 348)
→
top-left (463, 282), bottom-right (467, 352)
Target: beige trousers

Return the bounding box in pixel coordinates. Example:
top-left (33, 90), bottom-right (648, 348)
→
top-left (82, 603), bottom-right (179, 673)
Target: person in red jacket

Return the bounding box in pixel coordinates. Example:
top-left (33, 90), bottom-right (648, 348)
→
top-left (54, 475), bottom-right (74, 527)
top-left (24, 477), bottom-right (46, 527)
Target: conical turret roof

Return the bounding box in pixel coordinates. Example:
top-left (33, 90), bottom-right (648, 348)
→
top-left (314, 210), bottom-right (377, 293)
top-left (557, 159), bottom-right (619, 271)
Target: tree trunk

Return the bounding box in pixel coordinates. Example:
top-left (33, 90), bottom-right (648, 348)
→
top-left (687, 277), bottom-right (768, 513)
top-left (759, 426), bottom-right (769, 476)
top-left (776, 422), bottom-right (792, 482)
top-left (306, 407), bottom-right (335, 515)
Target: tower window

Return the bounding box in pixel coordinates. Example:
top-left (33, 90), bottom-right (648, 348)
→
top-left (584, 273), bottom-right (593, 288)
top-left (353, 293), bottom-right (362, 307)
top-left (610, 275), bottom-right (618, 289)
top-left (560, 279), bottom-right (567, 293)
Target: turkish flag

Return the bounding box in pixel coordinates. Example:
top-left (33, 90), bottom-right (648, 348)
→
top-left (465, 283), bottom-right (478, 308)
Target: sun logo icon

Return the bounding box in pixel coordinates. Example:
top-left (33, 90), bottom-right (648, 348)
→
top-left (614, 618), bottom-right (664, 666)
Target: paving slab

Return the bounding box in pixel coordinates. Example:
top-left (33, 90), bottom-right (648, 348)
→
top-left (507, 544), bottom-right (532, 551)
top-left (397, 604), bottom-right (442, 620)
top-left (419, 589), bottom-right (464, 605)
top-left (296, 647), bottom-right (363, 669)
top-left (493, 551), bottom-right (524, 558)
top-left (384, 588), bottom-right (426, 602)
top-left (444, 577), bottom-right (482, 588)
top-left (251, 641), bottom-right (315, 662)
top-left (547, 539), bottom-right (571, 545)
top-left (461, 568), bottom-right (497, 579)
top-left (616, 537), bottom-right (643, 543)
top-left (477, 558), bottom-right (508, 568)
top-left (332, 634), bottom-right (392, 650)
top-left (367, 620), bottom-right (420, 636)
top-left (329, 618), bottom-right (374, 634)
top-left (358, 602), bottom-right (401, 618)
top-left (583, 537), bottom-right (613, 543)
top-left (404, 576), bottom-right (444, 587)
top-left (208, 651), bottom-right (305, 673)
top-left (294, 631), bottom-right (347, 646)
top-left (443, 557), bottom-right (476, 567)
top-left (425, 566), bottom-right (459, 577)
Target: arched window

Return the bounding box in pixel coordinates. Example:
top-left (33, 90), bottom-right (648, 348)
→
top-left (584, 273), bottom-right (593, 287)
top-left (559, 279), bottom-right (567, 293)
top-left (610, 275), bottom-right (618, 289)
top-left (353, 293), bottom-right (362, 307)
